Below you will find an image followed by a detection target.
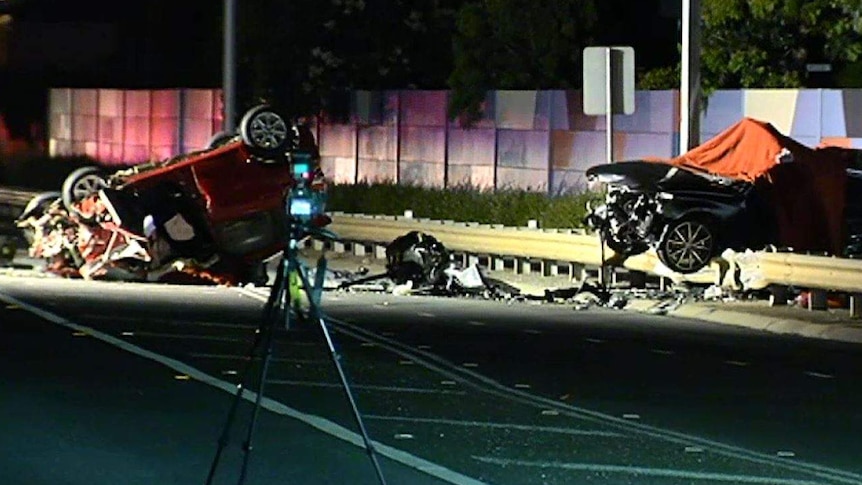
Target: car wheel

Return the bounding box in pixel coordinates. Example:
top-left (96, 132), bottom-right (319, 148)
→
top-left (657, 216), bottom-right (716, 273)
top-left (61, 166), bottom-right (106, 220)
top-left (207, 130), bottom-right (237, 149)
top-left (239, 105), bottom-right (292, 158)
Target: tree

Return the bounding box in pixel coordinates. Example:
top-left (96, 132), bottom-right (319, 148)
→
top-left (701, 0), bottom-right (862, 91)
top-left (237, 0), bottom-right (463, 120)
top-left (447, 0), bottom-right (598, 123)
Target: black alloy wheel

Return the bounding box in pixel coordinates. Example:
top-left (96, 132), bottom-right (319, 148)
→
top-left (657, 216), bottom-right (716, 273)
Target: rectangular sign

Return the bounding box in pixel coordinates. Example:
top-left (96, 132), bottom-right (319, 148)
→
top-left (583, 46), bottom-right (635, 116)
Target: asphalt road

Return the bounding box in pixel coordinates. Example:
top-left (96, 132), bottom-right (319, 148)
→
top-left (2, 275), bottom-right (862, 485)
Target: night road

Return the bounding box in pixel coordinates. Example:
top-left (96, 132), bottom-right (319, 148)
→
top-left (2, 275), bottom-right (861, 485)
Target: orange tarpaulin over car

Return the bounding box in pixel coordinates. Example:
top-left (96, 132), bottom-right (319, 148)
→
top-left (661, 118), bottom-right (856, 254)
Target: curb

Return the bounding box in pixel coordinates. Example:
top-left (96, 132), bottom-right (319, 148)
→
top-left (625, 298), bottom-right (862, 345)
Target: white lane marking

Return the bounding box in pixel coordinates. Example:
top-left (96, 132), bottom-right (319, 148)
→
top-left (471, 457), bottom-right (824, 484)
top-left (0, 293), bottom-right (485, 485)
top-left (804, 371), bottom-right (834, 379)
top-left (188, 353), bottom-right (327, 365)
top-left (650, 348), bottom-right (675, 356)
top-left (462, 362), bottom-right (479, 368)
top-left (126, 332), bottom-right (249, 343)
top-left (125, 331), bottom-right (319, 347)
top-left (778, 451), bottom-right (797, 458)
top-left (266, 380), bottom-right (466, 395)
top-left (685, 446), bottom-right (705, 453)
top-left (79, 315), bottom-right (253, 329)
top-left (622, 414), bottom-right (640, 420)
top-left (417, 312), bottom-right (436, 318)
top-left (514, 383), bottom-right (531, 389)
top-left (467, 320), bottom-right (486, 326)
top-left (725, 360), bottom-right (750, 367)
top-left (366, 416), bottom-right (623, 437)
top-left (394, 433), bottom-right (414, 440)
top-left (523, 329), bottom-right (542, 335)
top-left (585, 338), bottom-right (605, 344)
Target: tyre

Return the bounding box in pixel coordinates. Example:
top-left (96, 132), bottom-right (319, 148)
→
top-left (239, 105), bottom-right (293, 158)
top-left (657, 216), bottom-right (716, 273)
top-left (61, 166), bottom-right (106, 220)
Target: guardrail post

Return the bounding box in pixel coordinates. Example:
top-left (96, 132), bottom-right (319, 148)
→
top-left (374, 244), bottom-right (387, 260)
top-left (353, 243), bottom-right (368, 257)
top-left (850, 294), bottom-right (862, 319)
top-left (334, 241), bottom-right (347, 254)
top-left (808, 289), bottom-right (828, 311)
top-left (493, 256), bottom-right (507, 271)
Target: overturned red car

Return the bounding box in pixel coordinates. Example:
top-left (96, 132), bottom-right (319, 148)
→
top-left (16, 105), bottom-right (326, 284)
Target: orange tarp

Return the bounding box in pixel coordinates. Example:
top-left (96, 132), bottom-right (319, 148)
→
top-left (656, 118), bottom-right (855, 254)
top-left (668, 118), bottom-right (817, 182)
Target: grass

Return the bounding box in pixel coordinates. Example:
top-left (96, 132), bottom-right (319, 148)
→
top-left (326, 181), bottom-right (602, 229)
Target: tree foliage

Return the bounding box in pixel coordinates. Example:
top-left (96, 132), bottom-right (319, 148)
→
top-left (237, 0), bottom-right (461, 121)
top-left (701, 0), bottom-right (862, 91)
top-left (447, 0), bottom-right (598, 123)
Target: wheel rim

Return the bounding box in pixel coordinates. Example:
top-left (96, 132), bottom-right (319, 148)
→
top-left (71, 174), bottom-right (105, 201)
top-left (248, 112), bottom-right (288, 149)
top-left (664, 221), bottom-right (713, 271)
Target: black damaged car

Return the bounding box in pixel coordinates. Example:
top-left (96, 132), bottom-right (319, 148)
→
top-left (583, 160), bottom-right (774, 274)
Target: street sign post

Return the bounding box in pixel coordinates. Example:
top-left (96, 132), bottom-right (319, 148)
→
top-left (583, 46), bottom-right (635, 164)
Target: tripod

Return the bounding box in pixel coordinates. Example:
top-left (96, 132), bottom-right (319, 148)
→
top-left (205, 224), bottom-right (387, 485)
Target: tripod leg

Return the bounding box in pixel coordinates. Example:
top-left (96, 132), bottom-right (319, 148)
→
top-left (296, 265), bottom-right (388, 485)
top-left (204, 258), bottom-right (287, 485)
top-left (235, 307), bottom-right (280, 485)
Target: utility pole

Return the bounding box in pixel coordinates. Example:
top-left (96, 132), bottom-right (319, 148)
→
top-left (223, 0), bottom-right (237, 132)
top-left (679, 0), bottom-right (701, 154)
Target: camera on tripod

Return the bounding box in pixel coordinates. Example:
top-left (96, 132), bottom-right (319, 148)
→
top-left (286, 152), bottom-right (323, 222)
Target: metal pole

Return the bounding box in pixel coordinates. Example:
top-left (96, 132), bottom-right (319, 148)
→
top-left (223, 0), bottom-right (237, 133)
top-left (605, 47), bottom-right (614, 163)
top-left (679, 0), bottom-right (701, 155)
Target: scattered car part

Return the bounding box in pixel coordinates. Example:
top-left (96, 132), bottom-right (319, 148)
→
top-left (385, 231), bottom-right (450, 286)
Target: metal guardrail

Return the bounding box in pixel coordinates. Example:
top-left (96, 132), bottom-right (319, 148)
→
top-left (329, 213), bottom-right (862, 296)
top-left (1, 189), bottom-right (860, 298)
top-left (0, 187), bottom-right (35, 218)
